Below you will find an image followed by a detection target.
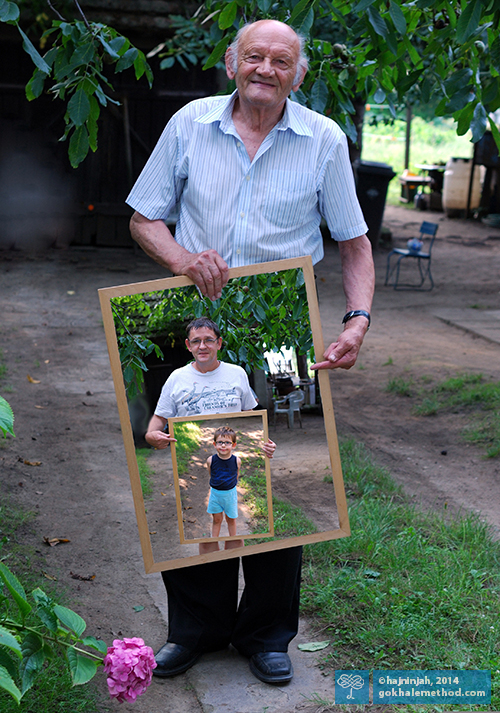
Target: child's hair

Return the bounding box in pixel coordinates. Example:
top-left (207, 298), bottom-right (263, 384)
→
top-left (214, 426), bottom-right (237, 443)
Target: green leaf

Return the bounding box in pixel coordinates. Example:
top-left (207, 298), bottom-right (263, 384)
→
top-left (491, 35), bottom-right (500, 72)
top-left (69, 42), bottom-right (95, 69)
top-left (0, 626), bottom-right (22, 657)
top-left (68, 125), bottom-right (90, 168)
top-left (310, 78), bottom-right (329, 113)
top-left (456, 101), bottom-right (476, 136)
top-left (456, 0), bottom-right (482, 44)
top-left (218, 1), bottom-right (238, 30)
top-left (257, 0), bottom-right (273, 12)
top-left (294, 7), bottom-right (315, 37)
top-left (445, 86), bottom-right (475, 114)
top-left (470, 101), bottom-right (487, 143)
top-left (298, 640), bottom-right (330, 651)
top-left (160, 56), bottom-right (175, 70)
top-left (389, 1), bottom-right (406, 35)
top-left (0, 664), bottom-right (21, 704)
top-left (0, 1), bottom-right (19, 22)
top-left (0, 396), bottom-right (14, 437)
top-left (0, 649), bottom-right (18, 680)
top-left (367, 6), bottom-right (388, 38)
top-left (81, 636), bottom-right (108, 654)
top-left (98, 34), bottom-right (120, 59)
top-left (488, 115), bottom-right (500, 153)
top-left (25, 69), bottom-right (46, 101)
top-left (353, 0), bottom-right (375, 12)
top-left (116, 47), bottom-right (139, 72)
top-left (66, 647), bottom-right (99, 686)
top-left (289, 0), bottom-right (313, 25)
top-left (0, 563), bottom-right (31, 619)
top-left (68, 89), bottom-right (90, 127)
top-left (53, 604), bottom-right (86, 637)
top-left (203, 35), bottom-right (230, 70)
top-left (17, 25), bottom-right (50, 74)
top-left (20, 632), bottom-right (46, 695)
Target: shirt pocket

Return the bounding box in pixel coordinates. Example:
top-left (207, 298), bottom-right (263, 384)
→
top-left (262, 170), bottom-right (315, 229)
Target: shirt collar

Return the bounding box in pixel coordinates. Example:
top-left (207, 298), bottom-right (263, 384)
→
top-left (195, 90), bottom-right (313, 138)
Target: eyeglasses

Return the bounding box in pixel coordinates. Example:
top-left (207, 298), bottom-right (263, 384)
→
top-left (188, 337), bottom-right (218, 346)
top-left (215, 441), bottom-right (233, 446)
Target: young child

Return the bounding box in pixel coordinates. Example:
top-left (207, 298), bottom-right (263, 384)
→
top-left (205, 426), bottom-right (242, 551)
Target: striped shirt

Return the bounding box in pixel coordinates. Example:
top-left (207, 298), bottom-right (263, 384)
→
top-left (126, 91), bottom-right (367, 267)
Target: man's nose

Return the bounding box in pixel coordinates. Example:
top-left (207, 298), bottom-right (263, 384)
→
top-left (256, 57), bottom-right (273, 76)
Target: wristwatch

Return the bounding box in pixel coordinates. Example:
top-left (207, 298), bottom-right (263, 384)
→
top-left (342, 310), bottom-right (371, 330)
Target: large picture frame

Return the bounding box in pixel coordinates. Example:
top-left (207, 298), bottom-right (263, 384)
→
top-left (98, 256), bottom-right (350, 572)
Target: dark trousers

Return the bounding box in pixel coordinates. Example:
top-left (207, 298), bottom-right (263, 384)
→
top-left (161, 546), bottom-right (302, 656)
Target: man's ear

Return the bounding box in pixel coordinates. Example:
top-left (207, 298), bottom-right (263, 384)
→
top-left (225, 48), bottom-right (236, 80)
top-left (292, 65), bottom-right (307, 93)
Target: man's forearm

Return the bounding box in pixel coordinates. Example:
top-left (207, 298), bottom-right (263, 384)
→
top-left (338, 234), bottom-right (375, 316)
top-left (129, 211), bottom-right (193, 274)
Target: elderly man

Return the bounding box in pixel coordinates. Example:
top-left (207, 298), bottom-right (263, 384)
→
top-left (127, 19), bottom-right (374, 684)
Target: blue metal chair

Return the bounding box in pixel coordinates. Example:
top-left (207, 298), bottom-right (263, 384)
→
top-left (385, 221), bottom-right (439, 290)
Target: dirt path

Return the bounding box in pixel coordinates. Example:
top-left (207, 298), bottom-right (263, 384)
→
top-left (1, 204), bottom-right (500, 711)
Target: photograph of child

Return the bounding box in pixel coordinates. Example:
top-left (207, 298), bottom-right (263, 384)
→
top-left (205, 426), bottom-right (243, 552)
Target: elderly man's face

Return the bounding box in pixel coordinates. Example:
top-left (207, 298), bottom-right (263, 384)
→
top-left (226, 21), bottom-right (304, 112)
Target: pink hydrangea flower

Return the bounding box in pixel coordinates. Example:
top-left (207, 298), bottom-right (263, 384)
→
top-left (103, 637), bottom-right (157, 703)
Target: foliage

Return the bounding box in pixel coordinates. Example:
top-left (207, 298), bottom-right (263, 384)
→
top-left (3, 0), bottom-right (500, 167)
top-left (111, 268), bottom-right (313, 398)
top-left (0, 396), bottom-right (15, 438)
top-left (0, 0), bottom-right (152, 167)
top-left (0, 561), bottom-right (155, 705)
top-left (301, 439), bottom-right (500, 704)
top-left (161, 0), bottom-right (500, 149)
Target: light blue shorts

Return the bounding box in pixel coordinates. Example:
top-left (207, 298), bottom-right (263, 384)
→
top-left (207, 486), bottom-right (238, 519)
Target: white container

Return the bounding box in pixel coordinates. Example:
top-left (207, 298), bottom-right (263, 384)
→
top-left (442, 157), bottom-right (484, 214)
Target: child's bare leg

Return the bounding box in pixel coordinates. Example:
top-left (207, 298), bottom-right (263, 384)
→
top-left (224, 516), bottom-right (243, 549)
top-left (199, 512), bottom-right (222, 554)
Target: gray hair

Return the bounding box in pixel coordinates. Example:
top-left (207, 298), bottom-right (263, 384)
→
top-left (228, 22), bottom-right (308, 86)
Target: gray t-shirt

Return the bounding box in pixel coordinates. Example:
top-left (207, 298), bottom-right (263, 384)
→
top-left (155, 361), bottom-right (257, 418)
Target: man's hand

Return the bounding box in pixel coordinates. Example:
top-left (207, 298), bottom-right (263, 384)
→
top-left (262, 438), bottom-right (276, 459)
top-left (130, 212), bottom-right (229, 300)
top-left (176, 249), bottom-right (229, 301)
top-left (145, 430), bottom-right (177, 449)
top-left (311, 317), bottom-right (368, 371)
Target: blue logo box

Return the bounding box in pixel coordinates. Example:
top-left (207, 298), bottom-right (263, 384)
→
top-left (374, 670), bottom-right (491, 705)
top-left (335, 670), bottom-right (370, 704)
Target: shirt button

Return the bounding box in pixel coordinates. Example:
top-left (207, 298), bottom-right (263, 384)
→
top-left (236, 249), bottom-right (241, 254)
top-left (237, 142), bottom-right (242, 148)
top-left (240, 212), bottom-right (245, 218)
top-left (246, 175), bottom-right (250, 181)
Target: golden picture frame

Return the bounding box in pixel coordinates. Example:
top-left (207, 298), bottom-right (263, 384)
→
top-left (169, 411), bottom-right (274, 545)
top-left (98, 256), bottom-right (350, 572)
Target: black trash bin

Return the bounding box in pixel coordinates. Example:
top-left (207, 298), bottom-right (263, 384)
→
top-left (354, 160), bottom-right (396, 249)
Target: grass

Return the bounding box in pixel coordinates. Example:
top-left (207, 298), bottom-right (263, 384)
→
top-left (173, 421), bottom-right (202, 475)
top-left (410, 373), bottom-right (500, 458)
top-left (386, 375), bottom-right (414, 397)
top-left (301, 438), bottom-right (500, 709)
top-left (135, 447), bottom-right (155, 497)
top-left (0, 499), bottom-right (104, 712)
top-left (362, 114), bottom-right (473, 206)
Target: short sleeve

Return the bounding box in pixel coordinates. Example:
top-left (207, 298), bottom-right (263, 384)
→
top-left (126, 118), bottom-right (181, 221)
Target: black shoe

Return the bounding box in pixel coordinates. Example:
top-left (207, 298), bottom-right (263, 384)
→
top-left (153, 642), bottom-right (201, 678)
top-left (249, 652), bottom-right (293, 684)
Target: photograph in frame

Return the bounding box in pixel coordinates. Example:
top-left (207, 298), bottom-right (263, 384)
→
top-left (98, 256), bottom-right (350, 572)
